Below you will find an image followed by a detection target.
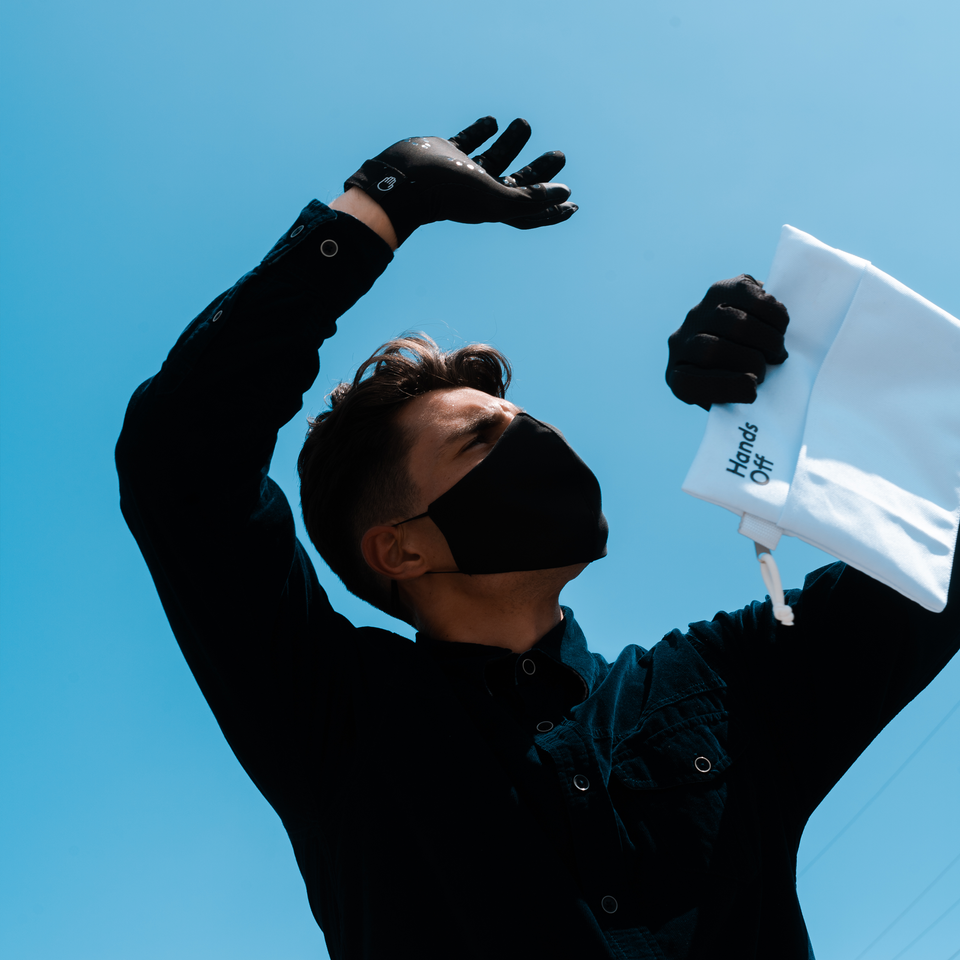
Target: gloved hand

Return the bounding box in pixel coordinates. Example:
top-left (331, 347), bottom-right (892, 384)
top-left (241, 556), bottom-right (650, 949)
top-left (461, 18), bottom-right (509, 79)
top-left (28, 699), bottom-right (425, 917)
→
top-left (344, 116), bottom-right (576, 245)
top-left (666, 274), bottom-right (790, 409)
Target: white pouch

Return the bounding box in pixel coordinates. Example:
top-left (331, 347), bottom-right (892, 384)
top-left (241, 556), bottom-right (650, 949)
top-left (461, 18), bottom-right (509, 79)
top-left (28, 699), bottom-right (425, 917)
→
top-left (682, 226), bottom-right (960, 614)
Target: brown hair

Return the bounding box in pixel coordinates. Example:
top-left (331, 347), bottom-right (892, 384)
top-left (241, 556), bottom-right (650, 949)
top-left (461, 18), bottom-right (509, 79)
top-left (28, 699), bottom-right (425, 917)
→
top-left (298, 334), bottom-right (512, 621)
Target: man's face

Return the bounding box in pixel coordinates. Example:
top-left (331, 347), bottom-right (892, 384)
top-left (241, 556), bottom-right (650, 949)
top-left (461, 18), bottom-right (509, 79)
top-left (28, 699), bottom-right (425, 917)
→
top-left (395, 387), bottom-right (523, 513)
top-left (382, 386), bottom-right (587, 643)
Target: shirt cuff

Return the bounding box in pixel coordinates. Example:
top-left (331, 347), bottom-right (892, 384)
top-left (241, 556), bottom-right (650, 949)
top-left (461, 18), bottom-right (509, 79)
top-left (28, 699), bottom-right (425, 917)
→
top-left (260, 199), bottom-right (394, 282)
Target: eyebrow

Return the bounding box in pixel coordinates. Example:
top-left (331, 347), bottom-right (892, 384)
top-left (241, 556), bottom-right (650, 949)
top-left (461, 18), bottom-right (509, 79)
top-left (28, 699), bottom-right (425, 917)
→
top-left (439, 411), bottom-right (505, 449)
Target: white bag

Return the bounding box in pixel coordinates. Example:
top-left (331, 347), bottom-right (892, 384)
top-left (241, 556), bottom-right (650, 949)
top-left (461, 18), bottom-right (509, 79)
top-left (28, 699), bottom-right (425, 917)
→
top-left (682, 225), bottom-right (960, 614)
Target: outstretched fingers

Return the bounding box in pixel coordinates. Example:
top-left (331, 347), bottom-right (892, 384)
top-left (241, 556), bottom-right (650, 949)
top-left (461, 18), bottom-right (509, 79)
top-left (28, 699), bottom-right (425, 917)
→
top-left (507, 201), bottom-right (579, 230)
top-left (507, 150), bottom-right (567, 186)
top-left (449, 116), bottom-right (499, 155)
top-left (472, 118), bottom-right (532, 176)
top-left (517, 180), bottom-right (572, 204)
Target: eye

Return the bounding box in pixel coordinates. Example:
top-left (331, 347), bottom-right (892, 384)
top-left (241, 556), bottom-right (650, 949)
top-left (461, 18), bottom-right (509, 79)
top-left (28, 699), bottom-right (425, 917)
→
top-left (460, 424), bottom-right (503, 454)
top-left (464, 432), bottom-right (493, 450)
top-left (455, 413), bottom-right (511, 456)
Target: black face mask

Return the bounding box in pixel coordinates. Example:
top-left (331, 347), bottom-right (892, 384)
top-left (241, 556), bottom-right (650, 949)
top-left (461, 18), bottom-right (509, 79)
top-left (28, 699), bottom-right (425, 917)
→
top-left (396, 412), bottom-right (608, 574)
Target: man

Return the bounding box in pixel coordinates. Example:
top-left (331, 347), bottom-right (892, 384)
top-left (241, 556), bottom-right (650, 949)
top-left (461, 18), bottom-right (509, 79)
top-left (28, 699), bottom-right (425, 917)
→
top-left (116, 116), bottom-right (959, 959)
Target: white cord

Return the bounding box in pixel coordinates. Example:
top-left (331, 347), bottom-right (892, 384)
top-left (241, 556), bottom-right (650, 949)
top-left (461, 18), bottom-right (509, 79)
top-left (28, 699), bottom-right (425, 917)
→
top-left (755, 545), bottom-right (794, 626)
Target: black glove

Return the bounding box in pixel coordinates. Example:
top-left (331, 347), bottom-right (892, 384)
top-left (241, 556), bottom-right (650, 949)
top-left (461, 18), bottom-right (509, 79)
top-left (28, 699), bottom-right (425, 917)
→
top-left (666, 274), bottom-right (790, 409)
top-left (344, 116), bottom-right (576, 245)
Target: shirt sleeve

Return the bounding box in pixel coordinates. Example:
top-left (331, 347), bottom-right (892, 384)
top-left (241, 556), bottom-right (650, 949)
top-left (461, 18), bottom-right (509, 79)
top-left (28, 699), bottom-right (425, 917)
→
top-left (114, 201), bottom-right (394, 819)
top-left (685, 556), bottom-right (960, 825)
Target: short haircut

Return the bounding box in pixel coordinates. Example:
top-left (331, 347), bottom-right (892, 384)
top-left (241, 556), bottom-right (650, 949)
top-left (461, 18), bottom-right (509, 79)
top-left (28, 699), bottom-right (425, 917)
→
top-left (298, 334), bottom-right (512, 622)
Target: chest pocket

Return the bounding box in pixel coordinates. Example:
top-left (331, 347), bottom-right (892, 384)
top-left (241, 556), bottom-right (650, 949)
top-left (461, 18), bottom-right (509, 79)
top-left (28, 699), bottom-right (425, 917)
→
top-left (610, 704), bottom-right (734, 891)
top-left (614, 709), bottom-right (731, 788)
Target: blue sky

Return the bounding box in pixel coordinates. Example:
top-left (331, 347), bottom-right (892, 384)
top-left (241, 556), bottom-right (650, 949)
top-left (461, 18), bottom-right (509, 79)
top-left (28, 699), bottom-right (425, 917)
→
top-left (2, 1), bottom-right (958, 957)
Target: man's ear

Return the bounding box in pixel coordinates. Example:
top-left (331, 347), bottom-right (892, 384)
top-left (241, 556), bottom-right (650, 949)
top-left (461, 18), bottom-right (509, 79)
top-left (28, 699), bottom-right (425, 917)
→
top-left (360, 525), bottom-right (429, 580)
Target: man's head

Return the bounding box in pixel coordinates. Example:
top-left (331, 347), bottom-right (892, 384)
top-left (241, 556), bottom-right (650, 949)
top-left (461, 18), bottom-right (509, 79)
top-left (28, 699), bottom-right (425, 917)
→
top-left (299, 335), bottom-right (607, 634)
top-left (298, 335), bottom-right (515, 623)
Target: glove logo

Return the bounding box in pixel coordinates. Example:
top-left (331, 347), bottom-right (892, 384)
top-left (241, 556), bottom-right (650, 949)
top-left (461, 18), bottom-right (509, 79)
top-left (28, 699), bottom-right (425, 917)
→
top-left (377, 177), bottom-right (397, 192)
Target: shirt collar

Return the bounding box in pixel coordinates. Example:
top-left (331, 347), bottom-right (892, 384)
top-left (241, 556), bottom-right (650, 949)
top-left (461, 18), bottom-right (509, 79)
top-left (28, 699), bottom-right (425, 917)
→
top-left (416, 606), bottom-right (598, 702)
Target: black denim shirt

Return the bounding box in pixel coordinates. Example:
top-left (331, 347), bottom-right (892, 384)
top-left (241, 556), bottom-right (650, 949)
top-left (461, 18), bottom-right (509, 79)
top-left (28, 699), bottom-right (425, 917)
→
top-left (116, 201), bottom-right (960, 960)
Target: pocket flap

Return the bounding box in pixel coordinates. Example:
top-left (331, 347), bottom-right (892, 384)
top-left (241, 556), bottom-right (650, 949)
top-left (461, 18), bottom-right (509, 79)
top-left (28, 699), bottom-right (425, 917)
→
top-left (613, 711), bottom-right (731, 790)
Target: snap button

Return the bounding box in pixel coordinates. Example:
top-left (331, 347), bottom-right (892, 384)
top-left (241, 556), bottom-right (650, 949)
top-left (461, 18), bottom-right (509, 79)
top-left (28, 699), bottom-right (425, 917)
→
top-left (521, 658), bottom-right (536, 676)
top-left (573, 774), bottom-right (590, 792)
top-left (211, 310), bottom-right (222, 322)
top-left (320, 239), bottom-right (339, 257)
top-left (694, 756), bottom-right (712, 773)
top-left (601, 896), bottom-right (618, 914)
top-left (536, 721), bottom-right (554, 733)
top-left (290, 225), bottom-right (304, 237)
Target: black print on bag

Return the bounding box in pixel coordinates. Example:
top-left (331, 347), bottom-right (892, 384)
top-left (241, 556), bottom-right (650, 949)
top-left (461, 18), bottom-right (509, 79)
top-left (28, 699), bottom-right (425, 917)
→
top-left (725, 423), bottom-right (774, 484)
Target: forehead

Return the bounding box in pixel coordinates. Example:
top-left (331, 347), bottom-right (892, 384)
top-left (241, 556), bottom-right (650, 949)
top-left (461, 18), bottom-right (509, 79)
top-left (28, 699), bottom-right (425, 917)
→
top-left (396, 387), bottom-right (510, 443)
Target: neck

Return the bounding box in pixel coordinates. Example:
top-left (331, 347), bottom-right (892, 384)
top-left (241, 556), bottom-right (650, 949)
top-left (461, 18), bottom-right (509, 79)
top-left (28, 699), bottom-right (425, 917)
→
top-left (401, 564), bottom-right (586, 653)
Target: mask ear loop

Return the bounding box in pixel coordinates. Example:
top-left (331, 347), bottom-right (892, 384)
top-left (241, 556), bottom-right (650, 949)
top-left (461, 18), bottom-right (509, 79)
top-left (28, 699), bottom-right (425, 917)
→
top-left (754, 541), bottom-right (794, 626)
top-left (390, 512), bottom-right (461, 574)
top-left (387, 516), bottom-right (425, 624)
top-left (393, 512), bottom-right (429, 527)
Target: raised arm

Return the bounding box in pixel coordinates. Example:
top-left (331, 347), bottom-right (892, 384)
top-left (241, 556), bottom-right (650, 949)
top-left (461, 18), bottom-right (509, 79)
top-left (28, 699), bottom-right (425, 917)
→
top-left (115, 201), bottom-right (392, 812)
top-left (663, 275), bottom-right (959, 825)
top-left (115, 115), bottom-right (578, 813)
